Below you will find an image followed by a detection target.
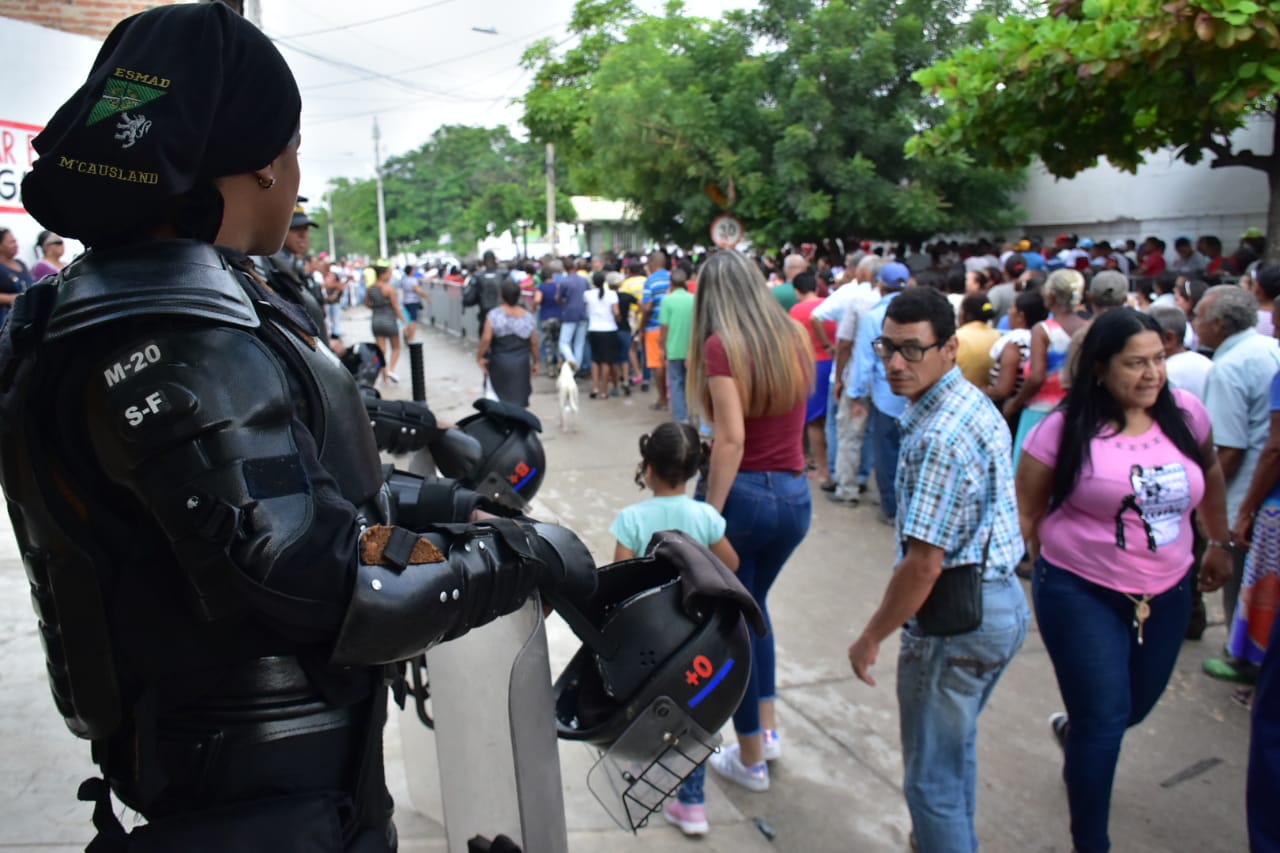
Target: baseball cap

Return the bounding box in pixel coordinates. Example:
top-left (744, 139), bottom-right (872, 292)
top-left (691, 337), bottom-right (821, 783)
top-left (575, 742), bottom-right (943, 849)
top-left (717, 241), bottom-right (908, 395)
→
top-left (291, 196), bottom-right (318, 229)
top-left (1242, 227), bottom-right (1265, 240)
top-left (1079, 237), bottom-right (1095, 248)
top-left (1089, 270), bottom-right (1129, 307)
top-left (879, 262), bottom-right (910, 289)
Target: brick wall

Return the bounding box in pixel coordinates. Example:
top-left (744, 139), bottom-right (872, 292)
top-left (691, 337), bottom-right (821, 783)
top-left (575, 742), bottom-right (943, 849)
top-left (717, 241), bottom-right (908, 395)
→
top-left (0, 0), bottom-right (243, 41)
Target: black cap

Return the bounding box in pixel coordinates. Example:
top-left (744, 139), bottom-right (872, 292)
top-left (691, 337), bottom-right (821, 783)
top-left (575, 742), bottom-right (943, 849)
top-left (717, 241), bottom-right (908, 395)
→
top-left (21, 3), bottom-right (301, 246)
top-left (291, 196), bottom-right (317, 229)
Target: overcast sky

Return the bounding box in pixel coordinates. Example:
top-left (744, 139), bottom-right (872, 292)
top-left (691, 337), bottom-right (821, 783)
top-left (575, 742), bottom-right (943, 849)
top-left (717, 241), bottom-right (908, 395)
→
top-left (259, 0), bottom-right (755, 205)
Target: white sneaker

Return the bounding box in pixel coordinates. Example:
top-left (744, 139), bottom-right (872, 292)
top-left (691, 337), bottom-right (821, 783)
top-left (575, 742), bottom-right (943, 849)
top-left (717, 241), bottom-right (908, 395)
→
top-left (762, 729), bottom-right (782, 762)
top-left (386, 371), bottom-right (400, 384)
top-left (708, 742), bottom-right (769, 792)
top-left (662, 800), bottom-right (709, 836)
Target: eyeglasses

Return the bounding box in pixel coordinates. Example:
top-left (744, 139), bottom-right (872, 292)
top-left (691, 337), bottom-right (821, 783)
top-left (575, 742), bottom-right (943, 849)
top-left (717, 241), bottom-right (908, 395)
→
top-left (872, 337), bottom-right (944, 362)
top-left (45, 240), bottom-right (63, 246)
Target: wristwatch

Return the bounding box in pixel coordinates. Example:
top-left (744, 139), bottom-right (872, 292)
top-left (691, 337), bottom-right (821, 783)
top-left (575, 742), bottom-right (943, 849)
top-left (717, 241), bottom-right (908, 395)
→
top-left (1206, 539), bottom-right (1235, 553)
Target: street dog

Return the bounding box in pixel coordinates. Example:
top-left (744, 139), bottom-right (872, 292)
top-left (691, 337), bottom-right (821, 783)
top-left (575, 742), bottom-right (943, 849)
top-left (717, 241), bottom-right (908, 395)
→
top-left (557, 360), bottom-right (579, 431)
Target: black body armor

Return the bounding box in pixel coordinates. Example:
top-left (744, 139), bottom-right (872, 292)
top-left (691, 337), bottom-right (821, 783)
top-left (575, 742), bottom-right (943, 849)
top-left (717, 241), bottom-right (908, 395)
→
top-left (256, 249), bottom-right (328, 339)
top-left (0, 241), bottom-right (593, 851)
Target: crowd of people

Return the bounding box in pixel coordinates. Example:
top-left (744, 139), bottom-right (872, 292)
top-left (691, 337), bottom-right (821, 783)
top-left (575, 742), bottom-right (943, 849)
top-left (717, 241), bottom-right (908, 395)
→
top-left (8, 172), bottom-right (1280, 852)
top-left (412, 233), bottom-right (1279, 852)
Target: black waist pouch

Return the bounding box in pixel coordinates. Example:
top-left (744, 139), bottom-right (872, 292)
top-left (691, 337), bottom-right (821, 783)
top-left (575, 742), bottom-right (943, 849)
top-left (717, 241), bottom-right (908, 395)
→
top-left (913, 531), bottom-right (990, 637)
top-left (915, 564), bottom-right (983, 636)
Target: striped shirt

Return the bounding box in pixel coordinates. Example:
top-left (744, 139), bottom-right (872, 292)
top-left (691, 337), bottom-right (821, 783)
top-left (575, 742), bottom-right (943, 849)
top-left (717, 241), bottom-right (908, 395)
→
top-left (895, 367), bottom-right (1021, 578)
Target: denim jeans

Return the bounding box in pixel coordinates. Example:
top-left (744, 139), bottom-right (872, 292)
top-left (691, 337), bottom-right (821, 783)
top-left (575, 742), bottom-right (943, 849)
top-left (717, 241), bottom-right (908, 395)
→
top-left (540, 318), bottom-right (561, 369)
top-left (870, 403), bottom-right (901, 518)
top-left (668, 359), bottom-right (688, 424)
top-left (1033, 558), bottom-right (1192, 853)
top-left (721, 470), bottom-right (812, 735)
top-left (327, 301), bottom-right (343, 337)
top-left (898, 575), bottom-right (1029, 853)
top-left (677, 764), bottom-right (706, 805)
top-left (825, 380), bottom-right (838, 476)
top-left (558, 320), bottom-right (586, 368)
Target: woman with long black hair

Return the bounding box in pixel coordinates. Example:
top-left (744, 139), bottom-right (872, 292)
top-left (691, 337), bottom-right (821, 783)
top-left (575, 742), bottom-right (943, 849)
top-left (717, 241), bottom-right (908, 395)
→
top-left (1017, 309), bottom-right (1233, 853)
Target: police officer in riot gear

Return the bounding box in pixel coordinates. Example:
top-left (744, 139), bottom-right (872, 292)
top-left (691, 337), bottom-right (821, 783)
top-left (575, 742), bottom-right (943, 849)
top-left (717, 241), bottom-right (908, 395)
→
top-left (3, 5), bottom-right (593, 850)
top-left (463, 250), bottom-right (507, 338)
top-left (257, 196), bottom-right (329, 338)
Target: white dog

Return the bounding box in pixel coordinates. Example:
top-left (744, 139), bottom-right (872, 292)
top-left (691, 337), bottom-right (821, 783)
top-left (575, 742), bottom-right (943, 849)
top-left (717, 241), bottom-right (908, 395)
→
top-left (557, 360), bottom-right (579, 432)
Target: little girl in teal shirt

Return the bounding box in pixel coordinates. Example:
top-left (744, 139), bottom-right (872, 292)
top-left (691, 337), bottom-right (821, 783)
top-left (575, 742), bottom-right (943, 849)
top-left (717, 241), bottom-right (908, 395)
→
top-left (610, 422), bottom-right (738, 836)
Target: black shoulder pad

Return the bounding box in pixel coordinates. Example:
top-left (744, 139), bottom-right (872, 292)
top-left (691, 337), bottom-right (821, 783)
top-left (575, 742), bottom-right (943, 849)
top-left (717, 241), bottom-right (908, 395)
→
top-left (45, 241), bottom-right (259, 341)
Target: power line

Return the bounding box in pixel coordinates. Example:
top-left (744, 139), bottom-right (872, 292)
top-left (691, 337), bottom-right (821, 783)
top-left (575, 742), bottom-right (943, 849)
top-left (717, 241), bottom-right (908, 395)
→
top-left (295, 21), bottom-right (568, 93)
top-left (276, 0), bottom-right (465, 39)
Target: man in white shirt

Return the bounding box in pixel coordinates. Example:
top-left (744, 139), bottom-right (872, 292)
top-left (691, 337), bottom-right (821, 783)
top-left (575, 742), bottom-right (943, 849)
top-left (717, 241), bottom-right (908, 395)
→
top-left (1150, 304), bottom-right (1212, 402)
top-left (817, 255), bottom-right (882, 504)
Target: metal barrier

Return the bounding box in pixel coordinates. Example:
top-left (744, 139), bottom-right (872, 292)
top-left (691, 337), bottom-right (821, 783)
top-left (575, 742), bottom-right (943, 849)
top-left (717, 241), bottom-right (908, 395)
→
top-left (424, 279), bottom-right (540, 339)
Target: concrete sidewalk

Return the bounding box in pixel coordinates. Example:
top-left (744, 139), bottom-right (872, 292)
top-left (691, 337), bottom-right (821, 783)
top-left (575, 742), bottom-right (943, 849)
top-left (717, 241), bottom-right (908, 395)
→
top-left (0, 311), bottom-right (1251, 852)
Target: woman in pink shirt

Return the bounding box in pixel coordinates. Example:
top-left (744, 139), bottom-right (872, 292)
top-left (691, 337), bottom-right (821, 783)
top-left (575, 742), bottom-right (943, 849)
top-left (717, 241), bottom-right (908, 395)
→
top-left (1017, 309), bottom-right (1232, 853)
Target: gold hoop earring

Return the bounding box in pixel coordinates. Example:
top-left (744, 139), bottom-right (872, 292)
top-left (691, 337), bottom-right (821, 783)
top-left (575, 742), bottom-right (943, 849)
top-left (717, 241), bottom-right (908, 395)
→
top-left (257, 176), bottom-right (277, 189)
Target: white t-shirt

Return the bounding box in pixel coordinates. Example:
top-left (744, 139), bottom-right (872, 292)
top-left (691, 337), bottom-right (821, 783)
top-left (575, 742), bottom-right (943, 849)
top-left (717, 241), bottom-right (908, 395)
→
top-left (585, 287), bottom-right (619, 332)
top-left (1166, 350), bottom-right (1213, 402)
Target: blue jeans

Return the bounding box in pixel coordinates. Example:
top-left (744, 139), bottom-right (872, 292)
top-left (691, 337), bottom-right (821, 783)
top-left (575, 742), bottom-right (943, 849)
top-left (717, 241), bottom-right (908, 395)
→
top-left (870, 403), bottom-right (901, 518)
top-left (825, 381), bottom-right (838, 477)
top-left (668, 359), bottom-right (688, 424)
top-left (1033, 559), bottom-right (1192, 853)
top-left (898, 575), bottom-right (1029, 853)
top-left (1250, 611), bottom-right (1280, 853)
top-left (558, 320), bottom-right (586, 368)
top-left (677, 764), bottom-right (706, 805)
top-left (721, 470), bottom-right (812, 735)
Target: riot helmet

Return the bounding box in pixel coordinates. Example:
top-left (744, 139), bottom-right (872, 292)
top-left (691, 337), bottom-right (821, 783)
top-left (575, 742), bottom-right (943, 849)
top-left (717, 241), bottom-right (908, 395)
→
top-left (452, 399), bottom-right (545, 511)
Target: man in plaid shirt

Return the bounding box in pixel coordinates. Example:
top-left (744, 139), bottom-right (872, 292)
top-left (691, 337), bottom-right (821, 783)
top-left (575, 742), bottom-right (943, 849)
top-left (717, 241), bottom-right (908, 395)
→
top-left (847, 286), bottom-right (1030, 853)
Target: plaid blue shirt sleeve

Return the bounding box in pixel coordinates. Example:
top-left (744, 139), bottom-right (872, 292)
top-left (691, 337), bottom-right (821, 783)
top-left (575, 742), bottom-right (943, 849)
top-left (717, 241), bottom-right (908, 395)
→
top-left (899, 440), bottom-right (971, 556)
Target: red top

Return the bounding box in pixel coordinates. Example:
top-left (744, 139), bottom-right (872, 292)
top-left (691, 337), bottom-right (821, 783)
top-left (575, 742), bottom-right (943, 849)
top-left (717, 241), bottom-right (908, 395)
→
top-left (788, 298), bottom-right (835, 362)
top-left (1139, 253), bottom-right (1167, 275)
top-left (704, 333), bottom-right (806, 473)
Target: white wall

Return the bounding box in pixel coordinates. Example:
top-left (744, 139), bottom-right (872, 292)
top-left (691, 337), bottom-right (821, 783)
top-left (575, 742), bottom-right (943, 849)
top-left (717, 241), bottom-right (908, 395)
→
top-left (1, 17), bottom-right (103, 261)
top-left (1013, 116), bottom-right (1272, 246)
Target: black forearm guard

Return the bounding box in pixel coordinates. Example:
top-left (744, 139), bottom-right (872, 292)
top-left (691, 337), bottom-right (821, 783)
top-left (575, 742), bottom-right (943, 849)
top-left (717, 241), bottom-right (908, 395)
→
top-left (331, 518), bottom-right (595, 665)
top-left (385, 468), bottom-right (483, 527)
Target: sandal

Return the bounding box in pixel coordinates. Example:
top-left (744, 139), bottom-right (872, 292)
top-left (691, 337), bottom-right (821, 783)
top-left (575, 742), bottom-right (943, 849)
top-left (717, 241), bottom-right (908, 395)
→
top-left (589, 391), bottom-right (600, 399)
top-left (1203, 657), bottom-right (1257, 684)
top-left (649, 400), bottom-right (668, 411)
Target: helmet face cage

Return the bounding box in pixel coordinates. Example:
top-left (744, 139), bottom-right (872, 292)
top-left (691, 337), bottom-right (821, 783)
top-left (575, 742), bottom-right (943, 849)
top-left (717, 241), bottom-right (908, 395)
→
top-left (551, 551), bottom-right (753, 830)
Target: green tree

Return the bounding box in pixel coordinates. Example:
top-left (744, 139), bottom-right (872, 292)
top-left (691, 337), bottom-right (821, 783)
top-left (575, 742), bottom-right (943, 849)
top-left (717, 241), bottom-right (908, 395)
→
top-left (912, 0), bottom-right (1280, 260)
top-left (521, 0), bottom-right (1024, 247)
top-left (326, 125), bottom-right (575, 257)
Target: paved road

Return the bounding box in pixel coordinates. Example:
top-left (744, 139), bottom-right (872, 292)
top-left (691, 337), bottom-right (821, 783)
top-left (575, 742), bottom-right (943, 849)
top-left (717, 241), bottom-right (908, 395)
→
top-left (0, 311), bottom-right (1250, 852)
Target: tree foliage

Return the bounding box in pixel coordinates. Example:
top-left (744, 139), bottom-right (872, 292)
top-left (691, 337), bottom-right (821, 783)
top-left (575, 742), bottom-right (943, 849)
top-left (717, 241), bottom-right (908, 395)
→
top-left (912, 0), bottom-right (1280, 257)
top-left (521, 0), bottom-right (1026, 247)
top-left (325, 125), bottom-right (575, 257)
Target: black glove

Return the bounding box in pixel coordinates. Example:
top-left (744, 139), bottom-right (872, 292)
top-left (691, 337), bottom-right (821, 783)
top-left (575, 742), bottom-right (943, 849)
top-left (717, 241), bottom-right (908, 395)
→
top-left (366, 398), bottom-right (442, 455)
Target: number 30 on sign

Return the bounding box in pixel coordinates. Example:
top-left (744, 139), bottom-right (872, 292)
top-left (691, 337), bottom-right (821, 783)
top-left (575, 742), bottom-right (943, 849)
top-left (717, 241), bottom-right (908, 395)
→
top-left (710, 215), bottom-right (745, 249)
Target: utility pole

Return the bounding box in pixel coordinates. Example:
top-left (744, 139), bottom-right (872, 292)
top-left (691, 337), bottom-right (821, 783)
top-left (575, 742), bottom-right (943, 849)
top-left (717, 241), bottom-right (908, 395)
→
top-left (326, 191), bottom-right (336, 259)
top-left (373, 118), bottom-right (389, 260)
top-left (545, 143), bottom-right (556, 257)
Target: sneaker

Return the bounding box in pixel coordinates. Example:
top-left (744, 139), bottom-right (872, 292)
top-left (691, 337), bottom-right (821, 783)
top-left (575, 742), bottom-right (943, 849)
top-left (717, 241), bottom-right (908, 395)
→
top-left (819, 480), bottom-right (838, 492)
top-left (1049, 712), bottom-right (1068, 750)
top-left (386, 371), bottom-right (400, 384)
top-left (877, 512), bottom-right (895, 527)
top-left (762, 729), bottom-right (782, 761)
top-left (662, 800), bottom-right (709, 836)
top-left (708, 742), bottom-right (769, 792)
top-left (826, 491), bottom-right (860, 506)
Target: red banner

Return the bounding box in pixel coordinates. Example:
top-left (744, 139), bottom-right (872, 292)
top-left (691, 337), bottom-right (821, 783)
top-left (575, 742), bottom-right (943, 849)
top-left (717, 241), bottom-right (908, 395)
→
top-left (0, 119), bottom-right (43, 215)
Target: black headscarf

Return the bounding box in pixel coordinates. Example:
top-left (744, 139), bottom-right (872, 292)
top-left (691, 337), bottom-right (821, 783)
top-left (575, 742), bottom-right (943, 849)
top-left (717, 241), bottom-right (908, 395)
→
top-left (20, 2), bottom-right (301, 247)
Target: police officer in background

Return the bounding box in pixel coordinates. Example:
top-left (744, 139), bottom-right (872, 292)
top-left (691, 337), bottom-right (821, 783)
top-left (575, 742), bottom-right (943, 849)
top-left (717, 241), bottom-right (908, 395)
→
top-left (257, 196), bottom-right (329, 338)
top-left (1, 4), bottom-right (593, 850)
top-left (463, 249), bottom-right (507, 338)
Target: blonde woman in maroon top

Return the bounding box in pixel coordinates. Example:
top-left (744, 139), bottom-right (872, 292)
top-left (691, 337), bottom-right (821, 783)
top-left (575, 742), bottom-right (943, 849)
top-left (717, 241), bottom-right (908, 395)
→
top-left (686, 250), bottom-right (815, 792)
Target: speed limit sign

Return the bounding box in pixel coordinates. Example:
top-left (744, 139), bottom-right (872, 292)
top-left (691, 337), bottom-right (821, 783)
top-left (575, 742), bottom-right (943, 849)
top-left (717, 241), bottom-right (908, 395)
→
top-left (710, 215), bottom-right (745, 249)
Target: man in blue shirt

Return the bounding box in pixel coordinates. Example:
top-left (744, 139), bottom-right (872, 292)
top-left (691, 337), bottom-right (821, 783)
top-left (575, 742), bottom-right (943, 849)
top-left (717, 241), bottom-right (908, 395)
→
top-left (641, 250), bottom-right (671, 409)
top-left (850, 262), bottom-right (910, 523)
top-left (848, 286), bottom-right (1028, 853)
top-left (557, 258), bottom-right (590, 370)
